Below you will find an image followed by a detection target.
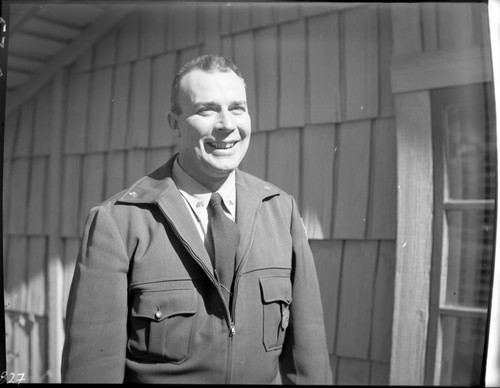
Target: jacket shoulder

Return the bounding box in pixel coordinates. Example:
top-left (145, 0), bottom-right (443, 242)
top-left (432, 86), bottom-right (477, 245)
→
top-left (90, 173), bottom-right (153, 214)
top-left (236, 169), bottom-right (290, 198)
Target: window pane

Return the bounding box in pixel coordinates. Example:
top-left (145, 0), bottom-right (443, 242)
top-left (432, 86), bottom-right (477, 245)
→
top-left (444, 103), bottom-right (495, 200)
top-left (445, 209), bottom-right (494, 307)
top-left (440, 315), bottom-right (487, 386)
top-left (429, 83), bottom-right (496, 386)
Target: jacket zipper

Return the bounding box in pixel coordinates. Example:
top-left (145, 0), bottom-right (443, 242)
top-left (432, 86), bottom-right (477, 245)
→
top-left (225, 323), bottom-right (235, 384)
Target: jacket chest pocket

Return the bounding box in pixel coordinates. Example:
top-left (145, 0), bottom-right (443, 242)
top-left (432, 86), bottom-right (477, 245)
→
top-left (128, 288), bottom-right (197, 363)
top-left (260, 276), bottom-right (292, 352)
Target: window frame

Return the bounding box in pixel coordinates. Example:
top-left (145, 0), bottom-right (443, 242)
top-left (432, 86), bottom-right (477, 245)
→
top-left (425, 83), bottom-right (496, 385)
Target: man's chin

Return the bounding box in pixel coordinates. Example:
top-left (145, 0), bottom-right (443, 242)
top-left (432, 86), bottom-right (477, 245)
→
top-left (210, 165), bottom-right (238, 176)
top-left (206, 155), bottom-right (241, 172)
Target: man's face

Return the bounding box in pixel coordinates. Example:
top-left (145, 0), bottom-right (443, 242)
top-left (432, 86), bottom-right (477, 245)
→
top-left (170, 69), bottom-right (251, 187)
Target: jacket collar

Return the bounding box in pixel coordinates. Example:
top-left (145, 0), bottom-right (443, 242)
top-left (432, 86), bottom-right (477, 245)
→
top-left (117, 154), bottom-right (280, 206)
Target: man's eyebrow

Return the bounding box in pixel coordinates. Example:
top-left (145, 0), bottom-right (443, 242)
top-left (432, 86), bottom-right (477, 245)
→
top-left (195, 101), bottom-right (218, 106)
top-left (230, 100), bottom-right (247, 105)
top-left (193, 102), bottom-right (220, 109)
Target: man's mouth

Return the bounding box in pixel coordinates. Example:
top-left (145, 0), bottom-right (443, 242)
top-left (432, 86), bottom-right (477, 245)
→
top-left (206, 141), bottom-right (237, 150)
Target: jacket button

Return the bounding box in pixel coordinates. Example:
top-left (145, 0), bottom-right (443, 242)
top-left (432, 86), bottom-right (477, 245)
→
top-left (281, 308), bottom-right (289, 330)
top-left (155, 310), bottom-right (162, 320)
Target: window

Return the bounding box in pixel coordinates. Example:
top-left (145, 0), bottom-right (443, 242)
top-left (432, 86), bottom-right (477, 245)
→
top-left (427, 83), bottom-right (496, 385)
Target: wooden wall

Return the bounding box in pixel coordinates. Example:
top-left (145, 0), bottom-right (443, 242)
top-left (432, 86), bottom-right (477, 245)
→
top-left (3, 3), bottom-right (398, 384)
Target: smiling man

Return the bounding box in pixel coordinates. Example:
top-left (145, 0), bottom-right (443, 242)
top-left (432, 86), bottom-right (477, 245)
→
top-left (61, 54), bottom-right (332, 384)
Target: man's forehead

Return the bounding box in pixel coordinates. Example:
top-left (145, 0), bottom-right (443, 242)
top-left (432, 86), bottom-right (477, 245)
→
top-left (179, 69), bottom-right (247, 102)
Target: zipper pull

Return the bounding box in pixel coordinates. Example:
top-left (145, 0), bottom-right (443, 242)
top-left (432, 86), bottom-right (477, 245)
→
top-left (230, 322), bottom-right (235, 337)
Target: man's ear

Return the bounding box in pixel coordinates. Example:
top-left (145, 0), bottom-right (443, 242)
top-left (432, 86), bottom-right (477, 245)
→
top-left (167, 112), bottom-right (181, 138)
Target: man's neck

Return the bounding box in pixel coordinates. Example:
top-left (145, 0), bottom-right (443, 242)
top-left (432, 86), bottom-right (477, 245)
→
top-left (177, 157), bottom-right (233, 193)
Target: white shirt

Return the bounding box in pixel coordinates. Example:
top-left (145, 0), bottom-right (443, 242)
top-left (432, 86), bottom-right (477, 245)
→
top-left (171, 157), bottom-right (237, 259)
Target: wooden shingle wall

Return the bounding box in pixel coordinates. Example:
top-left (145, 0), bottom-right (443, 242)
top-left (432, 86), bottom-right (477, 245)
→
top-left (2, 2), bottom-right (410, 383)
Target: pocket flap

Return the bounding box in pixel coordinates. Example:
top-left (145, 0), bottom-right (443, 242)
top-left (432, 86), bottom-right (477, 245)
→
top-left (131, 288), bottom-right (197, 321)
top-left (260, 276), bottom-right (292, 304)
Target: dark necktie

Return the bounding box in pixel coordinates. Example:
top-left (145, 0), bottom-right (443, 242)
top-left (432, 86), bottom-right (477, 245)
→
top-left (208, 192), bottom-right (240, 305)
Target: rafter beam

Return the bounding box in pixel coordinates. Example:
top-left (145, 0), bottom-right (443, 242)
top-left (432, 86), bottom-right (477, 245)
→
top-left (6, 4), bottom-right (136, 115)
top-left (9, 4), bottom-right (40, 35)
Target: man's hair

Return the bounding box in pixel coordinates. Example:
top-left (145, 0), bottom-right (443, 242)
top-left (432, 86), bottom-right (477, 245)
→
top-left (170, 54), bottom-right (246, 116)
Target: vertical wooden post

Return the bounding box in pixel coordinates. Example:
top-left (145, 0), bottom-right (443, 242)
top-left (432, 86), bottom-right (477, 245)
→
top-left (46, 69), bottom-right (68, 383)
top-left (390, 91), bottom-right (433, 385)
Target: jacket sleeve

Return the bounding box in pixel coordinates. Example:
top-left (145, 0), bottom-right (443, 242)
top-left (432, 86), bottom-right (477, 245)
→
top-left (279, 196), bottom-right (333, 385)
top-left (61, 205), bottom-right (130, 383)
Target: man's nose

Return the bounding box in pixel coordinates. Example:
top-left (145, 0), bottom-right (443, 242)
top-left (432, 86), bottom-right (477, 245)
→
top-left (216, 109), bottom-right (236, 131)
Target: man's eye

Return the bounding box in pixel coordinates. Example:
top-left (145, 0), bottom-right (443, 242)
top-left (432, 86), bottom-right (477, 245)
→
top-left (198, 107), bottom-right (216, 115)
top-left (231, 106), bottom-right (246, 114)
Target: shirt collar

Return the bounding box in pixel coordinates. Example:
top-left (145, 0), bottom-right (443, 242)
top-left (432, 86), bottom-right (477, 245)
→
top-left (172, 156), bottom-right (237, 219)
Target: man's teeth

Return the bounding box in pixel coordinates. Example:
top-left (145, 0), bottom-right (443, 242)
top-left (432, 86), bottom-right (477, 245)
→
top-left (208, 142), bottom-right (236, 149)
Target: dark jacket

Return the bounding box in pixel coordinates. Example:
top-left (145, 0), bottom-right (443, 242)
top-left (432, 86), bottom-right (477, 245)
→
top-left (61, 155), bottom-right (332, 384)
